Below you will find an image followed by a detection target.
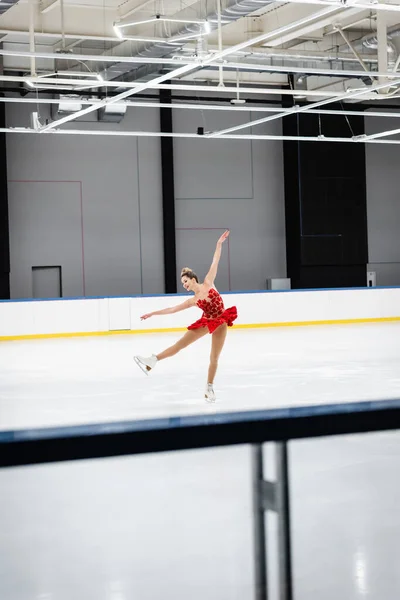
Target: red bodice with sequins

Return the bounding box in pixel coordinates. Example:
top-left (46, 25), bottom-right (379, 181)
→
top-left (187, 287), bottom-right (238, 334)
top-left (196, 287), bottom-right (225, 318)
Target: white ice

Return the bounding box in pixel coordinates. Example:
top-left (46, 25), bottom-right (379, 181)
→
top-left (1, 322), bottom-right (400, 430)
top-left (1, 323), bottom-right (400, 600)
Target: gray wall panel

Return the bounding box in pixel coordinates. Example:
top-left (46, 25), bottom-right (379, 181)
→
top-left (8, 181), bottom-right (83, 299)
top-left (368, 262), bottom-right (400, 286)
top-left (6, 103), bottom-right (163, 298)
top-left (174, 113), bottom-right (286, 291)
top-left (365, 114), bottom-right (400, 286)
top-left (6, 102), bottom-right (285, 297)
top-left (173, 110), bottom-right (253, 200)
top-left (177, 227), bottom-right (231, 292)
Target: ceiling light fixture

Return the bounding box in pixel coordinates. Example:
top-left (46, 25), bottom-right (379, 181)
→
top-left (113, 14), bottom-right (218, 44)
top-left (26, 70), bottom-right (104, 91)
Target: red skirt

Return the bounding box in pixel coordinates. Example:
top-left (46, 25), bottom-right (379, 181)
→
top-left (188, 306), bottom-right (238, 334)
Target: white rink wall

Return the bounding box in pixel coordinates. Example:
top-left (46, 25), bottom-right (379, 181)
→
top-left (1, 288), bottom-right (400, 339)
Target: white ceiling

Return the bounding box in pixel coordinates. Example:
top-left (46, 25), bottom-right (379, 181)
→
top-left (1, 0), bottom-right (400, 141)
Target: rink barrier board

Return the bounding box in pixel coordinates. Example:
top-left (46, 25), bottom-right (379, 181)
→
top-left (1, 316), bottom-right (400, 342)
top-left (1, 288), bottom-right (400, 341)
top-left (1, 398), bottom-right (400, 467)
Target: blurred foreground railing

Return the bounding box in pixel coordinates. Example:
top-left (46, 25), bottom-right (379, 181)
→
top-left (1, 398), bottom-right (400, 600)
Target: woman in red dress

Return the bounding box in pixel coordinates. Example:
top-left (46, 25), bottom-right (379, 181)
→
top-left (134, 230), bottom-right (237, 402)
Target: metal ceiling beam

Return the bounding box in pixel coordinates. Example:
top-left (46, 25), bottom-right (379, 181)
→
top-left (0, 28), bottom-right (120, 42)
top-left (0, 74), bottom-right (372, 98)
top-left (2, 95), bottom-right (400, 120)
top-left (377, 5), bottom-right (390, 93)
top-left (1, 49), bottom-right (392, 79)
top-left (0, 48), bottom-right (195, 65)
top-left (263, 6), bottom-right (362, 47)
top-left (334, 25), bottom-right (372, 75)
top-left (275, 0), bottom-right (400, 13)
top-left (40, 0), bottom-right (59, 14)
top-left (38, 62), bottom-right (202, 131)
top-left (204, 43), bottom-right (379, 63)
top-left (0, 45), bottom-right (380, 66)
top-left (36, 4), bottom-right (345, 131)
top-left (3, 126), bottom-right (400, 144)
top-left (209, 75), bottom-right (400, 136)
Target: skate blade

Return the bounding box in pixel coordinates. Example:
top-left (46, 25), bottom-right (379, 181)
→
top-left (134, 356), bottom-right (150, 376)
top-left (205, 394), bottom-right (216, 403)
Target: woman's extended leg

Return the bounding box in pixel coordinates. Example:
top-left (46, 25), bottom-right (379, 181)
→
top-left (207, 323), bottom-right (228, 384)
top-left (156, 327), bottom-right (208, 361)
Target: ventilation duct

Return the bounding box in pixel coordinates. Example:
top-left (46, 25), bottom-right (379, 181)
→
top-left (341, 24), bottom-right (400, 63)
top-left (51, 95), bottom-right (82, 119)
top-left (0, 0), bottom-right (19, 17)
top-left (98, 102), bottom-right (127, 122)
top-left (104, 0), bottom-right (276, 83)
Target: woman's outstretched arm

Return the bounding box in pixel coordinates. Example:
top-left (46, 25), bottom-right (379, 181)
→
top-left (140, 297), bottom-right (196, 320)
top-left (204, 230), bottom-right (230, 286)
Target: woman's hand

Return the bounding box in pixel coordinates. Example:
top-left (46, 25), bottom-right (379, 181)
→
top-left (217, 230), bottom-right (230, 246)
top-left (140, 313), bottom-right (153, 321)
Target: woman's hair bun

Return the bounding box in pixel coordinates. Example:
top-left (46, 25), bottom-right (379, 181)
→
top-left (180, 267), bottom-right (199, 283)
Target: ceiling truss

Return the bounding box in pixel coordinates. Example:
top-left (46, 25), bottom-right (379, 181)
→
top-left (0, 0), bottom-right (400, 143)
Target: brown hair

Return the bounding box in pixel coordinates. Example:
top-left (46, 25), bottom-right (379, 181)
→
top-left (180, 267), bottom-right (199, 283)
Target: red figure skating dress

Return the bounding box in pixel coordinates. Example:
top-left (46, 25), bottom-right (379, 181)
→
top-left (188, 287), bottom-right (238, 334)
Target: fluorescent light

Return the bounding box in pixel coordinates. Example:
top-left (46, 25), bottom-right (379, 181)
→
top-left (159, 17), bottom-right (206, 24)
top-left (25, 70), bottom-right (104, 91)
top-left (118, 17), bottom-right (158, 29)
top-left (113, 24), bottom-right (123, 39)
top-left (115, 34), bottom-right (172, 43)
top-left (114, 15), bottom-right (213, 43)
top-left (117, 16), bottom-right (208, 29)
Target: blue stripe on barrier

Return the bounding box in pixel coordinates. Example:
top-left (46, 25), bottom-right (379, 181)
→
top-left (1, 398), bottom-right (400, 444)
top-left (1, 286), bottom-right (400, 303)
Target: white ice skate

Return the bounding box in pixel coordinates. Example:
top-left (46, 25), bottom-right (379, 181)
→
top-left (134, 354), bottom-right (158, 375)
top-left (205, 383), bottom-right (216, 403)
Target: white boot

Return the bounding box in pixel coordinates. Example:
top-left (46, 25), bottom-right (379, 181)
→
top-left (134, 354), bottom-right (158, 375)
top-left (205, 383), bottom-right (216, 403)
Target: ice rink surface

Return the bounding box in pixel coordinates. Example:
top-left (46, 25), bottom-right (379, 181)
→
top-left (1, 322), bottom-right (400, 430)
top-left (0, 324), bottom-right (400, 430)
top-left (1, 323), bottom-right (400, 600)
